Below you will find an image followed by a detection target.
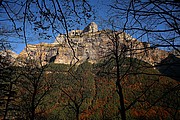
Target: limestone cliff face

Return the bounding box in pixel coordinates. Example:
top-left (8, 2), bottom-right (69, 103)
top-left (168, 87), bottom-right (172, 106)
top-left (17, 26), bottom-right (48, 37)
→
top-left (18, 22), bottom-right (169, 66)
top-left (0, 50), bottom-right (18, 66)
top-left (0, 50), bottom-right (18, 59)
top-left (18, 43), bottom-right (59, 65)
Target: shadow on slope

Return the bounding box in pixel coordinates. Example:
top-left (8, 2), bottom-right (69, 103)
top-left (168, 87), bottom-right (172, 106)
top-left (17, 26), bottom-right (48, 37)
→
top-left (157, 54), bottom-right (180, 81)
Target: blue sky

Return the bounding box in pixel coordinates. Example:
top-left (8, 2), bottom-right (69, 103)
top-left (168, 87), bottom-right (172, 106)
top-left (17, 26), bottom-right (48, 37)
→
top-left (1, 0), bottom-right (179, 54)
top-left (0, 0), bottom-right (113, 54)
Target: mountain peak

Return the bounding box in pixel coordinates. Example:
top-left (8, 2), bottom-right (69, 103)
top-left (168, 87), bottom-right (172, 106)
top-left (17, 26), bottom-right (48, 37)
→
top-left (17, 23), bottom-right (170, 66)
top-left (83, 22), bottom-right (98, 33)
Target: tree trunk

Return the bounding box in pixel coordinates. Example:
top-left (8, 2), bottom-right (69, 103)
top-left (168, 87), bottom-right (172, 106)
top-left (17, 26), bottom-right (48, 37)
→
top-left (116, 80), bottom-right (126, 120)
top-left (30, 85), bottom-right (37, 120)
top-left (115, 39), bottom-right (126, 120)
top-left (76, 108), bottom-right (79, 120)
top-left (3, 82), bottom-right (13, 120)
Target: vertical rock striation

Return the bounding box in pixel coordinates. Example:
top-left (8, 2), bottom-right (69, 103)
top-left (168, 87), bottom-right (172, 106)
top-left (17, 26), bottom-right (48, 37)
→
top-left (18, 22), bottom-right (169, 66)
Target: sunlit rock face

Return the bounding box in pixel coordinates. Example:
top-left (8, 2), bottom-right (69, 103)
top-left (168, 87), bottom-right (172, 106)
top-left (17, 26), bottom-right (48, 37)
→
top-left (0, 50), bottom-right (18, 66)
top-left (17, 43), bottom-right (59, 66)
top-left (83, 22), bottom-right (98, 33)
top-left (18, 22), bottom-right (169, 66)
top-left (0, 50), bottom-right (18, 59)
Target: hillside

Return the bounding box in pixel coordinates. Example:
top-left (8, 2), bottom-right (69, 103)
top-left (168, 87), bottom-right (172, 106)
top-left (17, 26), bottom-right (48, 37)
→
top-left (39, 59), bottom-right (179, 119)
top-left (157, 54), bottom-right (180, 81)
top-left (1, 22), bottom-right (179, 120)
top-left (1, 55), bottom-right (179, 119)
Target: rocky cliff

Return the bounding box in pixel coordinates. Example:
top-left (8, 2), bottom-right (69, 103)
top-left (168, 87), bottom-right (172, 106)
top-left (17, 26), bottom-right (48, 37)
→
top-left (0, 50), bottom-right (18, 65)
top-left (18, 22), bottom-right (169, 66)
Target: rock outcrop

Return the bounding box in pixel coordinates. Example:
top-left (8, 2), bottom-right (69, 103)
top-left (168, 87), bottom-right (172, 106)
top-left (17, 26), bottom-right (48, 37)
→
top-left (83, 22), bottom-right (98, 33)
top-left (18, 22), bottom-right (169, 66)
top-left (0, 50), bottom-right (18, 65)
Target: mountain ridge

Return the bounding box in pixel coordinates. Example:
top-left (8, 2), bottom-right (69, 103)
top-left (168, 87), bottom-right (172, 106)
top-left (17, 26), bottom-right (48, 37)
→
top-left (8, 22), bottom-right (170, 66)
